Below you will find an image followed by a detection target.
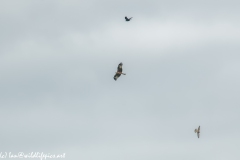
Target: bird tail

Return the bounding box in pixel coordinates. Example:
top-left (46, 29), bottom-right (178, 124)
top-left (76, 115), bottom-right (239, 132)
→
top-left (122, 73), bottom-right (126, 75)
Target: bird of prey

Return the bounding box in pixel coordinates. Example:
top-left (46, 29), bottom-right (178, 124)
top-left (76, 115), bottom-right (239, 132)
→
top-left (194, 126), bottom-right (200, 138)
top-left (113, 63), bottom-right (126, 81)
top-left (125, 16), bottom-right (132, 21)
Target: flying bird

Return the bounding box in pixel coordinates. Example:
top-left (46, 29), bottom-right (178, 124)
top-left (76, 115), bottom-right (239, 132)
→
top-left (125, 16), bottom-right (132, 21)
top-left (194, 126), bottom-right (200, 138)
top-left (114, 63), bottom-right (126, 81)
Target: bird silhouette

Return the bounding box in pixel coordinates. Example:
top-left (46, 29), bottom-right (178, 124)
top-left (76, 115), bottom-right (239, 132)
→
top-left (194, 126), bottom-right (200, 138)
top-left (125, 16), bottom-right (132, 21)
top-left (114, 63), bottom-right (126, 81)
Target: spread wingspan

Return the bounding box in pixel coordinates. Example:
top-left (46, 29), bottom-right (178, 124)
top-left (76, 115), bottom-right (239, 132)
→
top-left (113, 63), bottom-right (123, 81)
top-left (125, 16), bottom-right (132, 21)
top-left (194, 126), bottom-right (201, 138)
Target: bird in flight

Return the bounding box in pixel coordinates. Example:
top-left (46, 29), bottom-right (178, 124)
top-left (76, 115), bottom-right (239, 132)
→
top-left (125, 16), bottom-right (132, 21)
top-left (114, 63), bottom-right (126, 81)
top-left (194, 126), bottom-right (200, 138)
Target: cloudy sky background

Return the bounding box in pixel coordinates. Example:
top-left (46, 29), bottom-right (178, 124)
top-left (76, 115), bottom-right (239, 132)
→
top-left (0, 0), bottom-right (240, 159)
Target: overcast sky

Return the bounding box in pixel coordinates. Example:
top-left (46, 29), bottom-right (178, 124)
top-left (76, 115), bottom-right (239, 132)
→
top-left (0, 0), bottom-right (240, 160)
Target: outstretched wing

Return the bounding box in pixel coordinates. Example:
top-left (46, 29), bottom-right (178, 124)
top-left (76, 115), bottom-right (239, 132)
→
top-left (114, 73), bottom-right (121, 81)
top-left (117, 63), bottom-right (123, 72)
top-left (197, 132), bottom-right (200, 138)
top-left (114, 63), bottom-right (123, 81)
top-left (198, 126), bottom-right (200, 131)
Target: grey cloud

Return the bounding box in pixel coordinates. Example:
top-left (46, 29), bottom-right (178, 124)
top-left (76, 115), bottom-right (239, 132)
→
top-left (0, 0), bottom-right (240, 160)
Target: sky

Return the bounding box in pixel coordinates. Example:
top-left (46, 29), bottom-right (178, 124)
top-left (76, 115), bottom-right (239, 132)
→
top-left (0, 0), bottom-right (240, 159)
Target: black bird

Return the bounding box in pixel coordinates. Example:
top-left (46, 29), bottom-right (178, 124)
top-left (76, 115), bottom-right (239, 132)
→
top-left (113, 63), bottom-right (126, 81)
top-left (125, 16), bottom-right (132, 21)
